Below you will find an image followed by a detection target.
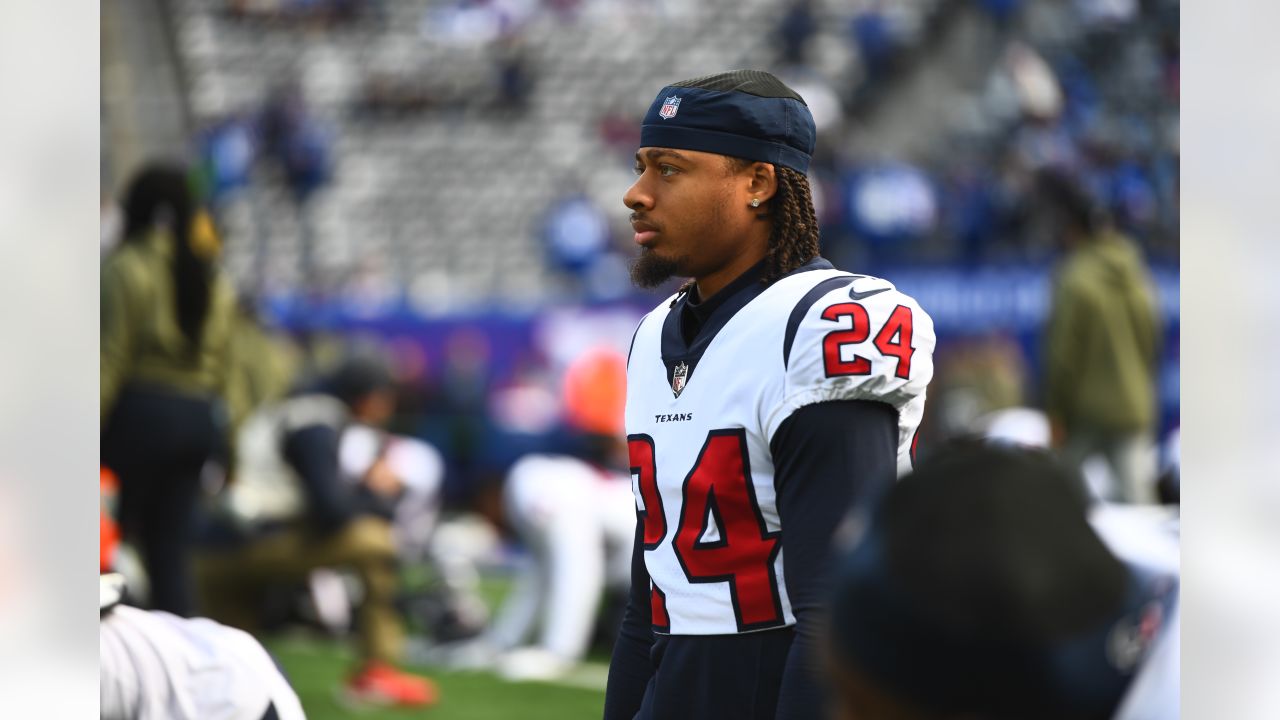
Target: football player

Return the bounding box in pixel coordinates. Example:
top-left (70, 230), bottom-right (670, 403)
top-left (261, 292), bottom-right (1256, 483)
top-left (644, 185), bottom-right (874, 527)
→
top-left (603, 70), bottom-right (935, 719)
top-left (487, 347), bottom-right (636, 681)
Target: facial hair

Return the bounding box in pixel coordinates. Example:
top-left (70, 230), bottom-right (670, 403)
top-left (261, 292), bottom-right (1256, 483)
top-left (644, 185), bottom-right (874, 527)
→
top-left (629, 248), bottom-right (681, 288)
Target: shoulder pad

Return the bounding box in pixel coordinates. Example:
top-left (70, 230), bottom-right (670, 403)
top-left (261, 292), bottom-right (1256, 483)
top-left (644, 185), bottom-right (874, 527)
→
top-left (768, 277), bottom-right (935, 437)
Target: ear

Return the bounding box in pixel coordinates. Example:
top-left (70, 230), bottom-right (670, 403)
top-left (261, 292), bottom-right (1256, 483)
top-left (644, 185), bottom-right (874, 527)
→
top-left (745, 162), bottom-right (778, 206)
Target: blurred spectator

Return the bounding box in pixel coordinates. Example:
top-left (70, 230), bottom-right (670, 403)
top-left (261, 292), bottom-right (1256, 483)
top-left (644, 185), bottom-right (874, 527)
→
top-left (774, 0), bottom-right (816, 66)
top-left (493, 34), bottom-right (534, 115)
top-left (542, 190), bottom-right (612, 275)
top-left (842, 162), bottom-right (938, 265)
top-left (851, 1), bottom-right (903, 86)
top-left (1038, 170), bottom-right (1161, 504)
top-left (979, 0), bottom-right (1021, 26)
top-left (828, 441), bottom-right (1178, 720)
top-left (101, 163), bottom-right (239, 617)
top-left (196, 115), bottom-right (256, 206)
top-left (197, 355), bottom-right (438, 708)
top-left (421, 0), bottom-right (532, 46)
top-left (353, 73), bottom-right (441, 119)
top-left (257, 83), bottom-right (333, 203)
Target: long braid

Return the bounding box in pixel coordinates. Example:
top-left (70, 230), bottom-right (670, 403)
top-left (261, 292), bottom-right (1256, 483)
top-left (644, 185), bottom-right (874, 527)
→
top-left (761, 166), bottom-right (821, 283)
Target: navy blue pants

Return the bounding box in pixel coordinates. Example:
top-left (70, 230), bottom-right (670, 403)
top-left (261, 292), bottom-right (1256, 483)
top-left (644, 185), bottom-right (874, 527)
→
top-left (102, 386), bottom-right (223, 617)
top-left (635, 629), bottom-right (795, 720)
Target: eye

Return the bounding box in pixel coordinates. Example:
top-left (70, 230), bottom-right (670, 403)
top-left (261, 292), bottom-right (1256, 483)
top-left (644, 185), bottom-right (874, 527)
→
top-left (633, 163), bottom-right (645, 176)
top-left (659, 164), bottom-right (678, 177)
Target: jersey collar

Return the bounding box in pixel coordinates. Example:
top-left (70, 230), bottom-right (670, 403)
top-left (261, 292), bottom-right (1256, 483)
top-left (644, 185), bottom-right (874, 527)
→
top-left (659, 256), bottom-right (835, 395)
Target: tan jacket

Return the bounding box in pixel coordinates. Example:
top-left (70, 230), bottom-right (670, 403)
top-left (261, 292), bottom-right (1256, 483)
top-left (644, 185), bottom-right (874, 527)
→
top-left (100, 231), bottom-right (238, 424)
top-left (1044, 230), bottom-right (1161, 434)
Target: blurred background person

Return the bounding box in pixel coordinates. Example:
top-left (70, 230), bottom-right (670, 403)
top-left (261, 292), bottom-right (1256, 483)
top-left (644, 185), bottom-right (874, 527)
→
top-left (1038, 169), bottom-right (1162, 504)
top-left (196, 355), bottom-right (438, 708)
top-left (828, 441), bottom-right (1178, 720)
top-left (101, 162), bottom-right (238, 617)
top-left (483, 346), bottom-right (633, 681)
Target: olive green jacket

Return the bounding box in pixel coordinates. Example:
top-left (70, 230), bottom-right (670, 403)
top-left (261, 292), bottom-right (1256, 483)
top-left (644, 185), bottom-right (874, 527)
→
top-left (100, 231), bottom-right (238, 425)
top-left (1044, 230), bottom-right (1162, 434)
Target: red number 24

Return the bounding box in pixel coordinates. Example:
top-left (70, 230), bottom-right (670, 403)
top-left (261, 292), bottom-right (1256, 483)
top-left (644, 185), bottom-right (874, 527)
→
top-left (628, 430), bottom-right (784, 632)
top-left (821, 303), bottom-right (915, 380)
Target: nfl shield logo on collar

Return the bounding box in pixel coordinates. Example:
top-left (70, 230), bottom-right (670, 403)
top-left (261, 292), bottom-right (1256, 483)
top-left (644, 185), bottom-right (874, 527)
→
top-left (671, 361), bottom-right (689, 398)
top-left (659, 95), bottom-right (682, 119)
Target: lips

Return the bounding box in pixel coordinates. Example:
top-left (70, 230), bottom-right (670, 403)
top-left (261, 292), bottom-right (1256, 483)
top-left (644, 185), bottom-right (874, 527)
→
top-left (631, 218), bottom-right (660, 246)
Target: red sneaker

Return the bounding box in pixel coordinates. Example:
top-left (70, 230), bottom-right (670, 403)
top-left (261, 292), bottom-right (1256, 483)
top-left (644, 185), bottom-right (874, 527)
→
top-left (345, 661), bottom-right (439, 707)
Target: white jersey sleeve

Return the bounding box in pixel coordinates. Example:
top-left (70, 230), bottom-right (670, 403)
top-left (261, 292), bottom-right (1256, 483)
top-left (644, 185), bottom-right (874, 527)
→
top-left (766, 275), bottom-right (935, 475)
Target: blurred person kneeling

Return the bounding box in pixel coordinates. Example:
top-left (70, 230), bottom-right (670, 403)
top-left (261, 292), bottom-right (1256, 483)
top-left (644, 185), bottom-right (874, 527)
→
top-left (195, 356), bottom-right (437, 708)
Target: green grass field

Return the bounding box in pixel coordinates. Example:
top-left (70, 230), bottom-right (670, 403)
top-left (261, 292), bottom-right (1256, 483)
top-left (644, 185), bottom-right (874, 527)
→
top-left (268, 635), bottom-right (607, 719)
top-left (265, 574), bottom-right (608, 718)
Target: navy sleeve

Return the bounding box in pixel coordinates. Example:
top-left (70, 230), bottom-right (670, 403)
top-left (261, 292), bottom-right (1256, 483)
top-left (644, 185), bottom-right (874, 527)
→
top-left (771, 400), bottom-right (898, 720)
top-left (603, 517), bottom-right (654, 719)
top-left (281, 424), bottom-right (360, 534)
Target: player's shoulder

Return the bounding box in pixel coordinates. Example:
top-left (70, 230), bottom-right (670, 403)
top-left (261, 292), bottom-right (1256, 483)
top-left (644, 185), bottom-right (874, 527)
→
top-left (781, 272), bottom-right (933, 370)
top-left (807, 273), bottom-right (925, 313)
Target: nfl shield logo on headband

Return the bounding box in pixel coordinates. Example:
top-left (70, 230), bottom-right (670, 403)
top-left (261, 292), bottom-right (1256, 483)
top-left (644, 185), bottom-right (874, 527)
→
top-left (659, 95), bottom-right (682, 119)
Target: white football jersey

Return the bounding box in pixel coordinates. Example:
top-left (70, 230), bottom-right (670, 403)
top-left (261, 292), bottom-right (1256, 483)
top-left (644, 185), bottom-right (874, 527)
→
top-left (626, 267), bottom-right (934, 635)
top-left (100, 602), bottom-right (305, 720)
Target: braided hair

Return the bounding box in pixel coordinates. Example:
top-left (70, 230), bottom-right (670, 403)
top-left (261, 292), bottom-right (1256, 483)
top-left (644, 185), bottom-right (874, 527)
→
top-left (729, 157), bottom-right (821, 283)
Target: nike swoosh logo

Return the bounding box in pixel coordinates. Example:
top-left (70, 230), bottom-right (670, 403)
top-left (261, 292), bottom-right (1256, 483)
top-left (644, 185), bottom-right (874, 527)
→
top-left (848, 286), bottom-right (890, 302)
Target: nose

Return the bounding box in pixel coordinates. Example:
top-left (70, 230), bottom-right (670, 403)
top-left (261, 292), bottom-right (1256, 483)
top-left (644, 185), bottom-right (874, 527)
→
top-left (623, 176), bottom-right (652, 212)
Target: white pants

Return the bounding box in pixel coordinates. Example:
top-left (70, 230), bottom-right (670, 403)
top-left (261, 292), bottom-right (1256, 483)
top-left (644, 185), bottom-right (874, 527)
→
top-left (1063, 429), bottom-right (1158, 504)
top-left (492, 454), bottom-right (635, 662)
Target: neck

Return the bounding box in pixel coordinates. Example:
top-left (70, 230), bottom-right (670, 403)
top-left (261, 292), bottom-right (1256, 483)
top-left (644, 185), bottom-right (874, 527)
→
top-left (694, 224), bottom-right (770, 300)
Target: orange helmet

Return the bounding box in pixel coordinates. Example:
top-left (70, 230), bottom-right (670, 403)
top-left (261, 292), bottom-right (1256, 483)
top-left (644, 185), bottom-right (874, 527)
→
top-left (561, 347), bottom-right (628, 437)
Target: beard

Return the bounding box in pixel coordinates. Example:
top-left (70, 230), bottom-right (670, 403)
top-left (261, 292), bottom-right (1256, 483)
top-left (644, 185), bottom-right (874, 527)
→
top-left (629, 248), bottom-right (682, 288)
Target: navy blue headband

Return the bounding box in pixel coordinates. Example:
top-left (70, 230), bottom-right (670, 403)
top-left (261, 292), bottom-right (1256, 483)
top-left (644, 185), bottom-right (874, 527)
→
top-left (640, 85), bottom-right (816, 173)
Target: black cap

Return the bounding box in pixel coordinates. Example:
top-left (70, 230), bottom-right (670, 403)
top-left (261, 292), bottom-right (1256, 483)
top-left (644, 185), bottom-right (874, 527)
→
top-left (326, 354), bottom-right (393, 407)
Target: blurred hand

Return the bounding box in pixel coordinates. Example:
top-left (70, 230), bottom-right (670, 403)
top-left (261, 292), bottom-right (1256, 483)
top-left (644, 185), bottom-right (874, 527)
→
top-left (363, 457), bottom-right (403, 499)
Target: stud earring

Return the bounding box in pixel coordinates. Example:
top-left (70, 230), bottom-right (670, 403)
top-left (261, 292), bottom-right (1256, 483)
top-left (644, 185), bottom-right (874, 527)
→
top-left (750, 198), bottom-right (761, 208)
